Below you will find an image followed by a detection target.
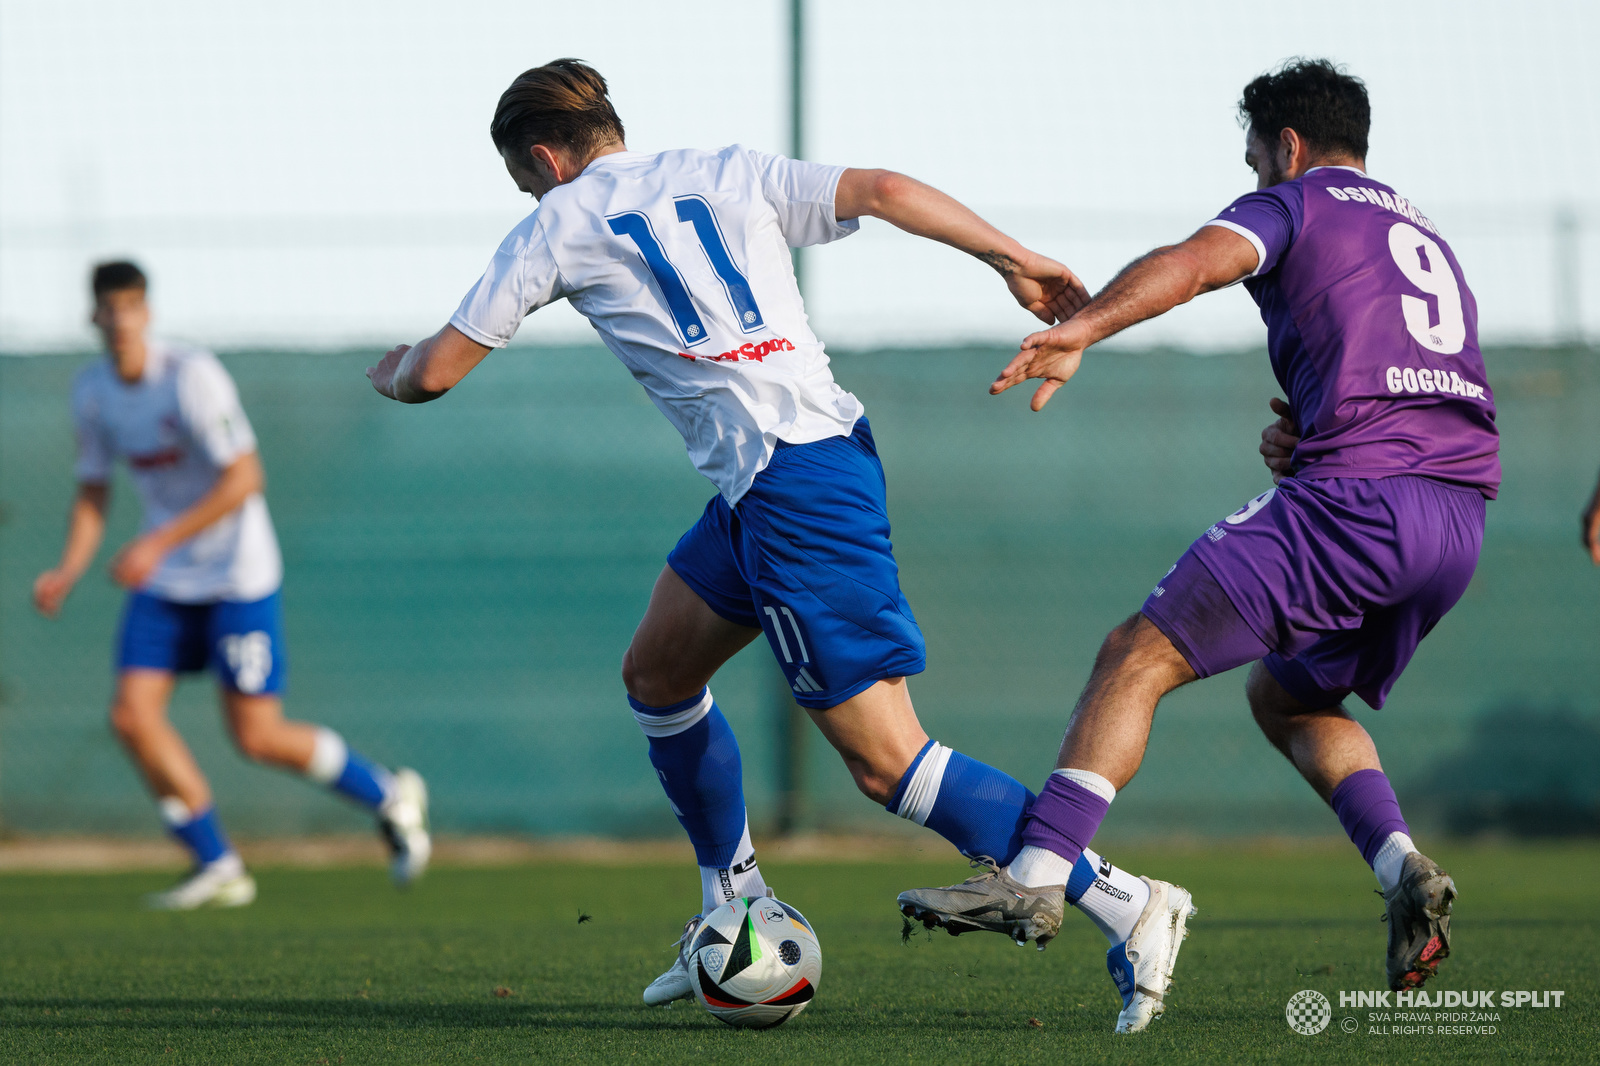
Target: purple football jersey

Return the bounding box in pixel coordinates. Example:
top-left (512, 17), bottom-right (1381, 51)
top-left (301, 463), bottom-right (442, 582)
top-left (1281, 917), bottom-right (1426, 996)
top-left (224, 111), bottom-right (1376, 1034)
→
top-left (1209, 166), bottom-right (1500, 497)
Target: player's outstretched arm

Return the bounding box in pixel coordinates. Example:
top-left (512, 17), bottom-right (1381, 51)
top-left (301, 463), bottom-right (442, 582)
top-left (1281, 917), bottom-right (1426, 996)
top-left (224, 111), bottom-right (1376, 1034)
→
top-left (992, 225), bottom-right (1259, 411)
top-left (108, 452), bottom-right (265, 590)
top-left (833, 169), bottom-right (1090, 325)
top-left (1582, 468), bottom-right (1600, 565)
top-left (33, 482), bottom-right (109, 617)
top-left (368, 324), bottom-right (492, 404)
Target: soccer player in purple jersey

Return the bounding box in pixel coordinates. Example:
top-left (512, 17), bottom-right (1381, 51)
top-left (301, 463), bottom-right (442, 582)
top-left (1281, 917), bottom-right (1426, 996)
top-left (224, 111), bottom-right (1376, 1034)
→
top-left (899, 59), bottom-right (1498, 1030)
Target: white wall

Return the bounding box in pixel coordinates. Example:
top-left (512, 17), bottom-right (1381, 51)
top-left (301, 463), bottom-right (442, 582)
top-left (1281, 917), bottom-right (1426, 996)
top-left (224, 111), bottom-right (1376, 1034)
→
top-left (2, 0), bottom-right (1596, 350)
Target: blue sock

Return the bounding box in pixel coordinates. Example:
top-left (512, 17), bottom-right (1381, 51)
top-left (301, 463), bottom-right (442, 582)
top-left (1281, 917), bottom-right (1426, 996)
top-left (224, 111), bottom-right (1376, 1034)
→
top-left (334, 752), bottom-right (392, 808)
top-left (630, 688), bottom-right (747, 868)
top-left (885, 740), bottom-right (1036, 865)
top-left (160, 801), bottom-right (233, 865)
top-left (307, 728), bottom-right (392, 810)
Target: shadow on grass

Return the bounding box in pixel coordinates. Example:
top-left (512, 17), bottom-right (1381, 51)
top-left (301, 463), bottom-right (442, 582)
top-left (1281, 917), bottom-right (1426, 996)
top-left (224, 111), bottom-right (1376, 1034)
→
top-left (0, 998), bottom-right (1051, 1034)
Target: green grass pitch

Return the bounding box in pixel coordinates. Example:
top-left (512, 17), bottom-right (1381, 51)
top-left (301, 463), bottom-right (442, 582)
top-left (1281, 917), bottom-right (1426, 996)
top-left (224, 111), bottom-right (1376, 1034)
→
top-left (0, 842), bottom-right (1593, 1064)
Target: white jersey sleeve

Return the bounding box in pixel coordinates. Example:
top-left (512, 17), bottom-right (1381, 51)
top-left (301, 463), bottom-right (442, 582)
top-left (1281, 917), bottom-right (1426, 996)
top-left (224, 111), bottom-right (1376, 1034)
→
top-left (749, 151), bottom-right (860, 248)
top-left (175, 354), bottom-right (258, 467)
top-left (449, 219), bottom-right (568, 349)
top-left (70, 371), bottom-right (112, 483)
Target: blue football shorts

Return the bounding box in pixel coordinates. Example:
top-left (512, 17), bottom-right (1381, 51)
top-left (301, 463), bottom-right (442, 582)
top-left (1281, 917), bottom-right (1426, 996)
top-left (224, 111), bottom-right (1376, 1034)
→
top-left (115, 590), bottom-right (288, 695)
top-left (667, 418), bottom-right (927, 710)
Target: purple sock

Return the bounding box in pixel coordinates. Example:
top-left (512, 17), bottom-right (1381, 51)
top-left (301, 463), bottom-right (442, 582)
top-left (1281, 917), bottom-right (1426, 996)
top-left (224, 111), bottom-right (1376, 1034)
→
top-left (1020, 773), bottom-right (1110, 865)
top-left (1330, 768), bottom-right (1411, 866)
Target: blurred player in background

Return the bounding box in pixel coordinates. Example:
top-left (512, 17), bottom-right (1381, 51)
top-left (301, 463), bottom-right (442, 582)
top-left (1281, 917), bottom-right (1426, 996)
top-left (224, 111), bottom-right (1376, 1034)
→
top-left (900, 59), bottom-right (1499, 1029)
top-left (34, 261), bottom-right (431, 909)
top-left (365, 58), bottom-right (1110, 1008)
top-left (1582, 469), bottom-right (1600, 563)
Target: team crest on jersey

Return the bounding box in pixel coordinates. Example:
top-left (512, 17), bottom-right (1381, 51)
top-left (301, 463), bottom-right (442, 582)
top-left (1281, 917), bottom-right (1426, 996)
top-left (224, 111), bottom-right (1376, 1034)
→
top-left (678, 337), bottom-right (795, 364)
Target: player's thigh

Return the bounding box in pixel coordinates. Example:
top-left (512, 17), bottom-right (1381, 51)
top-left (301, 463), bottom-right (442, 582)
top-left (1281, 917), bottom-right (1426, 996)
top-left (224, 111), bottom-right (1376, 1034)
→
top-left (1147, 479), bottom-right (1414, 675)
top-left (735, 428), bottom-right (926, 710)
top-left (110, 668), bottom-right (178, 736)
top-left (625, 565), bottom-right (763, 705)
top-left (206, 593), bottom-right (288, 697)
top-left (1261, 477), bottom-right (1484, 711)
top-left (220, 689), bottom-right (285, 740)
top-left (806, 677), bottom-right (929, 802)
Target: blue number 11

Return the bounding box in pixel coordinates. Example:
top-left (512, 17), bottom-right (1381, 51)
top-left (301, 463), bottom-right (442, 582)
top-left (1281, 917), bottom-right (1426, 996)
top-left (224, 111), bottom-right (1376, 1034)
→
top-left (608, 196), bottom-right (766, 348)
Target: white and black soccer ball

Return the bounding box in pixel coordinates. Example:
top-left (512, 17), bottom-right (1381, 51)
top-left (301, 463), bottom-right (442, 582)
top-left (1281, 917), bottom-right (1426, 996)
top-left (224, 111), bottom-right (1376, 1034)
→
top-left (687, 895), bottom-right (821, 1029)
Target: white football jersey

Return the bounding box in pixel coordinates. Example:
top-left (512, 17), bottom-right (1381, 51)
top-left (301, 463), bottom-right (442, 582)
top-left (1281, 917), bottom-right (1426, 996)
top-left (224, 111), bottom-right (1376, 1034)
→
top-left (72, 342), bottom-right (282, 603)
top-left (450, 145), bottom-right (866, 504)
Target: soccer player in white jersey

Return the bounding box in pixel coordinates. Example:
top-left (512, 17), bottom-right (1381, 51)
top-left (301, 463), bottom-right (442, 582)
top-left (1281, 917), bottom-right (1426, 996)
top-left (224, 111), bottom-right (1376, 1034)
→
top-left (34, 261), bottom-right (432, 908)
top-left (366, 59), bottom-right (1121, 1007)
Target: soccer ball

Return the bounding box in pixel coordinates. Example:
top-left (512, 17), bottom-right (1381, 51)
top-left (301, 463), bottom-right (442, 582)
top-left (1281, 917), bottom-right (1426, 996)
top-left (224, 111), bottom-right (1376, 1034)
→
top-left (687, 895), bottom-right (822, 1029)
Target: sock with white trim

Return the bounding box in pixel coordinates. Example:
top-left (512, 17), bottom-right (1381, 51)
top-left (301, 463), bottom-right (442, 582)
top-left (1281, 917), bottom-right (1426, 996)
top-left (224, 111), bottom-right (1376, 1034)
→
top-left (630, 688), bottom-right (766, 913)
top-left (1329, 768), bottom-right (1418, 894)
top-left (158, 796), bottom-right (236, 867)
top-left (1010, 767), bottom-right (1115, 887)
top-left (699, 818), bottom-right (767, 913)
top-left (884, 740), bottom-right (1036, 864)
top-left (1008, 768), bottom-right (1117, 885)
top-left (304, 727), bottom-right (393, 810)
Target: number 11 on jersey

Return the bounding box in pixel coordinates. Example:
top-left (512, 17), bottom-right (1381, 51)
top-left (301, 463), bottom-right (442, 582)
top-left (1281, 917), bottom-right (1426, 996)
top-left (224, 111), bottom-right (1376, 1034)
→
top-left (609, 198), bottom-right (766, 349)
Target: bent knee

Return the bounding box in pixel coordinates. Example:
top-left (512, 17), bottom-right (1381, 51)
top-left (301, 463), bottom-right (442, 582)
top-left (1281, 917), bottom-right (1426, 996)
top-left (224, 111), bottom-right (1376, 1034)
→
top-left (621, 644), bottom-right (707, 708)
top-left (620, 646), bottom-right (642, 696)
top-left (1246, 661), bottom-right (1321, 732)
top-left (108, 702), bottom-right (149, 742)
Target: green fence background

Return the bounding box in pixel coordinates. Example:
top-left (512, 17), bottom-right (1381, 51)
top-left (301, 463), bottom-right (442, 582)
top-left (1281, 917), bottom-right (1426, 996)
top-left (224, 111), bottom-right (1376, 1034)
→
top-left (2, 344), bottom-right (1597, 841)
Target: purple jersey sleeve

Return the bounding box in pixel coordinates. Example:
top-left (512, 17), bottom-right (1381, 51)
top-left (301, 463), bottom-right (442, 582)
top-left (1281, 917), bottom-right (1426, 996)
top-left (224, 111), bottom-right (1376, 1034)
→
top-left (1207, 183), bottom-right (1303, 276)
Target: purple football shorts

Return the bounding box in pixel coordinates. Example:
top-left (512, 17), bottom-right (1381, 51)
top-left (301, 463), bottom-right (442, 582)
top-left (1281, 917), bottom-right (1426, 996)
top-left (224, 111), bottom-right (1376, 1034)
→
top-left (1141, 475), bottom-right (1485, 709)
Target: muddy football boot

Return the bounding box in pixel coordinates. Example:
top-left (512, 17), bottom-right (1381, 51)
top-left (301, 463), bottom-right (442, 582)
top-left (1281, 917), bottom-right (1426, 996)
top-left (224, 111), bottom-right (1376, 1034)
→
top-left (1108, 877), bottom-right (1197, 1033)
top-left (897, 866), bottom-right (1064, 948)
top-left (1383, 851), bottom-right (1455, 991)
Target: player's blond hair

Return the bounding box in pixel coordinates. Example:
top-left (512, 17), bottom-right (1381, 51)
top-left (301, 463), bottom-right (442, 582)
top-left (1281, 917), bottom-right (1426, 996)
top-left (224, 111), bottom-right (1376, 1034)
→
top-left (490, 59), bottom-right (625, 163)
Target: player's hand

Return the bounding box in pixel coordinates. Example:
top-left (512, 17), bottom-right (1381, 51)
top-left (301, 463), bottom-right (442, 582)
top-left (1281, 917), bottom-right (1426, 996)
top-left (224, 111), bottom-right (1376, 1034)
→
top-left (32, 568), bottom-right (77, 617)
top-left (367, 344), bottom-right (410, 401)
top-left (1582, 482), bottom-right (1600, 565)
top-left (1260, 397), bottom-right (1300, 484)
top-left (109, 534), bottom-right (166, 589)
top-left (1004, 253), bottom-right (1092, 325)
top-left (992, 318), bottom-right (1092, 411)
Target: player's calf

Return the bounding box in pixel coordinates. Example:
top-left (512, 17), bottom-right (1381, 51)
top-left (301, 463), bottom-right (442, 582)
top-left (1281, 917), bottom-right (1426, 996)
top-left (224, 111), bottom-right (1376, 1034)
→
top-left (1327, 768), bottom-right (1454, 989)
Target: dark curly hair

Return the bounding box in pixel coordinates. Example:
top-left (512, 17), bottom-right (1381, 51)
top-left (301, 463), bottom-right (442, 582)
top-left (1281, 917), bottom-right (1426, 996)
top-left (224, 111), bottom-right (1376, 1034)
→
top-left (1239, 58), bottom-right (1369, 160)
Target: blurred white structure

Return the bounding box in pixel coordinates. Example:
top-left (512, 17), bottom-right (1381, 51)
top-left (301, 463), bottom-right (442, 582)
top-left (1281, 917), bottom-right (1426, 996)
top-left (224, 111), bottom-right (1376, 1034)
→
top-left (2, 0), bottom-right (1596, 351)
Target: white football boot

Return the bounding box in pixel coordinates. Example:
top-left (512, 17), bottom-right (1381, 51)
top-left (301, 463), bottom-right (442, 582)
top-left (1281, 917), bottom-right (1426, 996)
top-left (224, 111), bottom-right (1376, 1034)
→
top-left (1106, 877), bottom-right (1196, 1033)
top-left (642, 914), bottom-right (702, 1006)
top-left (378, 767), bottom-right (431, 887)
top-left (144, 853), bottom-right (257, 910)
